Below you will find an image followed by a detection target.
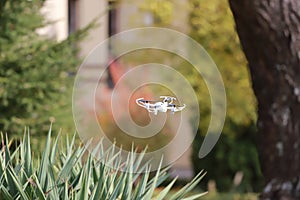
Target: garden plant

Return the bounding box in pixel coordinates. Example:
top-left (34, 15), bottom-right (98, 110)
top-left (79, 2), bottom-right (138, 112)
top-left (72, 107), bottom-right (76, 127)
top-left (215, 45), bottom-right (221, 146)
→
top-left (0, 127), bottom-right (207, 199)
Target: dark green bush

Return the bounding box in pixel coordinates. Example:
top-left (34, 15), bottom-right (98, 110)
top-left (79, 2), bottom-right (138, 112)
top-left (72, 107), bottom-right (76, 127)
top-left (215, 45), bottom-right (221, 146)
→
top-left (192, 121), bottom-right (263, 192)
top-left (0, 0), bottom-right (91, 134)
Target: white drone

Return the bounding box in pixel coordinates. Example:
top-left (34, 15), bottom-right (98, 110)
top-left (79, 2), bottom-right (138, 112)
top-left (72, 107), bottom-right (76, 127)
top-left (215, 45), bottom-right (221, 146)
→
top-left (136, 96), bottom-right (186, 115)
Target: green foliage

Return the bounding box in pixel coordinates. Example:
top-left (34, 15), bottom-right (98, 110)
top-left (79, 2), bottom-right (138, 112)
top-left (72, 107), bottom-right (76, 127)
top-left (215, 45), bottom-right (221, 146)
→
top-left (0, 0), bottom-right (91, 134)
top-left (192, 122), bottom-right (263, 192)
top-left (202, 192), bottom-right (258, 200)
top-left (139, 0), bottom-right (174, 25)
top-left (186, 0), bottom-right (261, 191)
top-left (0, 127), bottom-right (207, 199)
top-left (188, 0), bottom-right (256, 127)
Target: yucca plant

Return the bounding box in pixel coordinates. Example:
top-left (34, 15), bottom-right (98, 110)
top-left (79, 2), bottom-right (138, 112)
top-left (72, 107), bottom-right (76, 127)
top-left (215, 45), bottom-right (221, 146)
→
top-left (0, 127), bottom-right (207, 199)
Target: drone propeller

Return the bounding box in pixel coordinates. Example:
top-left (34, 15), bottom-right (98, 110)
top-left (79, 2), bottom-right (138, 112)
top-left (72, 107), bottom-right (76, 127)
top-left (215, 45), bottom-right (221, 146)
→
top-left (167, 104), bottom-right (186, 114)
top-left (136, 99), bottom-right (155, 103)
top-left (160, 96), bottom-right (176, 103)
top-left (136, 98), bottom-right (156, 110)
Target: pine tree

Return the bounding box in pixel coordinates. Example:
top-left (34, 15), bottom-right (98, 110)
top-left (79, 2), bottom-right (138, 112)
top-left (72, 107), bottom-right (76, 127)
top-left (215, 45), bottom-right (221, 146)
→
top-left (0, 0), bottom-right (91, 134)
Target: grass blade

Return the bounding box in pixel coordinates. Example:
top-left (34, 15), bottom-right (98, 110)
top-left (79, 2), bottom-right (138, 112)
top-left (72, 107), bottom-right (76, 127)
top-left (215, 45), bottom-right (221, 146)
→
top-left (181, 192), bottom-right (208, 200)
top-left (7, 165), bottom-right (29, 200)
top-left (154, 177), bottom-right (177, 200)
top-left (0, 185), bottom-right (14, 200)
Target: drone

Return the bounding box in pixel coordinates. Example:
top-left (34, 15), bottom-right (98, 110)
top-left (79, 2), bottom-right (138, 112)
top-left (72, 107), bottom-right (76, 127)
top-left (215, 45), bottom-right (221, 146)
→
top-left (136, 96), bottom-right (186, 115)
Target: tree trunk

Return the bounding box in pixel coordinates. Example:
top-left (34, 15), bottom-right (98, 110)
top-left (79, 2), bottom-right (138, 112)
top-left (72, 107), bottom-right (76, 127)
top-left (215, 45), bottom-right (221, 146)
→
top-left (228, 0), bottom-right (300, 199)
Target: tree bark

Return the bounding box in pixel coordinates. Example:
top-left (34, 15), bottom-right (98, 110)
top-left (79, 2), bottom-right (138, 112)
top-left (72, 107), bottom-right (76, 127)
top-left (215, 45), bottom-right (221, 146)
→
top-left (228, 0), bottom-right (300, 199)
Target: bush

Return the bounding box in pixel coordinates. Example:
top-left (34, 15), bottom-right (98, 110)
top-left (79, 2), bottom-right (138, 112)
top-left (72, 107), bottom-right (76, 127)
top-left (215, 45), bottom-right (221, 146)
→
top-left (0, 127), bottom-right (207, 199)
top-left (0, 0), bottom-right (91, 134)
top-left (192, 121), bottom-right (263, 192)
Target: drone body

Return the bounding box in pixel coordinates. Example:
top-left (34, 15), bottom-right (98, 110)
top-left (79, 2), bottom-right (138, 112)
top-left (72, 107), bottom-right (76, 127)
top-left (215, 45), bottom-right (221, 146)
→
top-left (136, 96), bottom-right (185, 115)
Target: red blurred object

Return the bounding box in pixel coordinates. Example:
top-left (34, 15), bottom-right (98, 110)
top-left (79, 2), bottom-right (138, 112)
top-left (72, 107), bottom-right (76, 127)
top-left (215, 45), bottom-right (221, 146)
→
top-left (95, 59), bottom-right (153, 124)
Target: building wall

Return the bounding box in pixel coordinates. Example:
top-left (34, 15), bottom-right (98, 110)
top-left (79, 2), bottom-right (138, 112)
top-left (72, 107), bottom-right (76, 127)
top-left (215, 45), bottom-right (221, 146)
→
top-left (38, 0), bottom-right (69, 41)
top-left (40, 0), bottom-right (109, 66)
top-left (77, 0), bottom-right (109, 66)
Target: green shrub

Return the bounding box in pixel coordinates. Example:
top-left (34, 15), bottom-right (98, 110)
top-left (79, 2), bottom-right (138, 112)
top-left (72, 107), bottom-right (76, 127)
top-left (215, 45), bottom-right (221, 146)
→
top-left (0, 127), bottom-right (207, 199)
top-left (192, 121), bottom-right (263, 192)
top-left (0, 0), bottom-right (92, 134)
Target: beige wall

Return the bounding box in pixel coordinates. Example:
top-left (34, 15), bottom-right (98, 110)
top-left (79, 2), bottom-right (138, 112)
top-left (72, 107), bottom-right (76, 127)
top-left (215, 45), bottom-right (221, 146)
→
top-left (40, 0), bottom-right (109, 66)
top-left (38, 0), bottom-right (69, 41)
top-left (77, 0), bottom-right (109, 66)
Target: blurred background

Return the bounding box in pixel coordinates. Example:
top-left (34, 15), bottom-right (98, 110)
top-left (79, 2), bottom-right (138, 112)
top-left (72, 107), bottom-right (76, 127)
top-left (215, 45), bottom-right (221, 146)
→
top-left (0, 0), bottom-right (261, 197)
